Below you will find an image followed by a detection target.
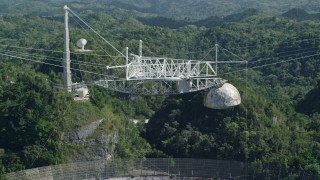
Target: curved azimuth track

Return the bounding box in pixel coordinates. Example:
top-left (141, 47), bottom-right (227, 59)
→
top-left (64, 6), bottom-right (247, 95)
top-left (94, 78), bottom-right (227, 96)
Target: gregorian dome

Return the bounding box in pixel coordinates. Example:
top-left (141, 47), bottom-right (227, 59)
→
top-left (203, 83), bottom-right (241, 109)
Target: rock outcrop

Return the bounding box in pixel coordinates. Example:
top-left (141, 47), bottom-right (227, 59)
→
top-left (61, 119), bottom-right (118, 162)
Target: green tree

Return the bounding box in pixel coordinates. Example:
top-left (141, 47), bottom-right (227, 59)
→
top-left (0, 67), bottom-right (71, 170)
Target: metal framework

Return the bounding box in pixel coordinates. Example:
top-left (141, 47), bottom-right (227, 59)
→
top-left (96, 43), bottom-right (244, 95)
top-left (94, 78), bottom-right (227, 95)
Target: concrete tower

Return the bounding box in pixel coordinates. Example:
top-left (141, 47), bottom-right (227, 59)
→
top-left (63, 5), bottom-right (72, 92)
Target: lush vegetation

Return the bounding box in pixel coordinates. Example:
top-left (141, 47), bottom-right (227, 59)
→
top-left (282, 8), bottom-right (320, 21)
top-left (1, 1), bottom-right (320, 178)
top-left (1, 0), bottom-right (320, 19)
top-left (0, 64), bottom-right (153, 175)
top-left (139, 13), bottom-right (320, 173)
top-left (103, 0), bottom-right (320, 18)
top-left (0, 64), bottom-right (70, 172)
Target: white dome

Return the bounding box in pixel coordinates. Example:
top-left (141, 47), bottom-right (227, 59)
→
top-left (203, 83), bottom-right (241, 109)
top-left (76, 38), bottom-right (87, 48)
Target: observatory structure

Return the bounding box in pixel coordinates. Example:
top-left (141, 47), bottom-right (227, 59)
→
top-left (77, 39), bottom-right (87, 51)
top-left (62, 5), bottom-right (246, 109)
top-left (63, 5), bottom-right (72, 92)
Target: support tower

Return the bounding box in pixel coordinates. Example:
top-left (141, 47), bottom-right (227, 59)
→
top-left (63, 5), bottom-right (72, 92)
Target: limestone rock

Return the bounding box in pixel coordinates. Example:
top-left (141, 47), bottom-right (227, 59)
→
top-left (60, 119), bottom-right (118, 162)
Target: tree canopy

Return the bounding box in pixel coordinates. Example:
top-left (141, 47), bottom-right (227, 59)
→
top-left (1, 5), bottom-right (320, 176)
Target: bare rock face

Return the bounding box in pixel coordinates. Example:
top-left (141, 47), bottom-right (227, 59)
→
top-left (203, 83), bottom-right (241, 109)
top-left (61, 119), bottom-right (104, 143)
top-left (61, 119), bottom-right (118, 162)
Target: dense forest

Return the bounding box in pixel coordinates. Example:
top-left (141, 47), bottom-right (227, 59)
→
top-left (1, 0), bottom-right (320, 178)
top-left (1, 0), bottom-right (320, 19)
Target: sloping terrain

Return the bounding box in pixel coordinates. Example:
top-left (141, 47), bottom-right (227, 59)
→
top-left (1, 3), bottom-right (320, 176)
top-left (1, 0), bottom-right (320, 19)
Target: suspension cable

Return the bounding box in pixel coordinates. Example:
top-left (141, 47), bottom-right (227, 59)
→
top-left (0, 52), bottom-right (118, 79)
top-left (67, 7), bottom-right (125, 57)
top-left (0, 43), bottom-right (123, 58)
top-left (221, 53), bottom-right (319, 75)
top-left (0, 49), bottom-right (108, 69)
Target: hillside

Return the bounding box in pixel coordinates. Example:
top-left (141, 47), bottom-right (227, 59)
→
top-left (1, 5), bottom-right (320, 177)
top-left (297, 81), bottom-right (320, 115)
top-left (0, 64), bottom-right (152, 173)
top-left (76, 0), bottom-right (320, 19)
top-left (137, 9), bottom-right (260, 28)
top-left (0, 0), bottom-right (320, 19)
top-left (282, 8), bottom-right (320, 20)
